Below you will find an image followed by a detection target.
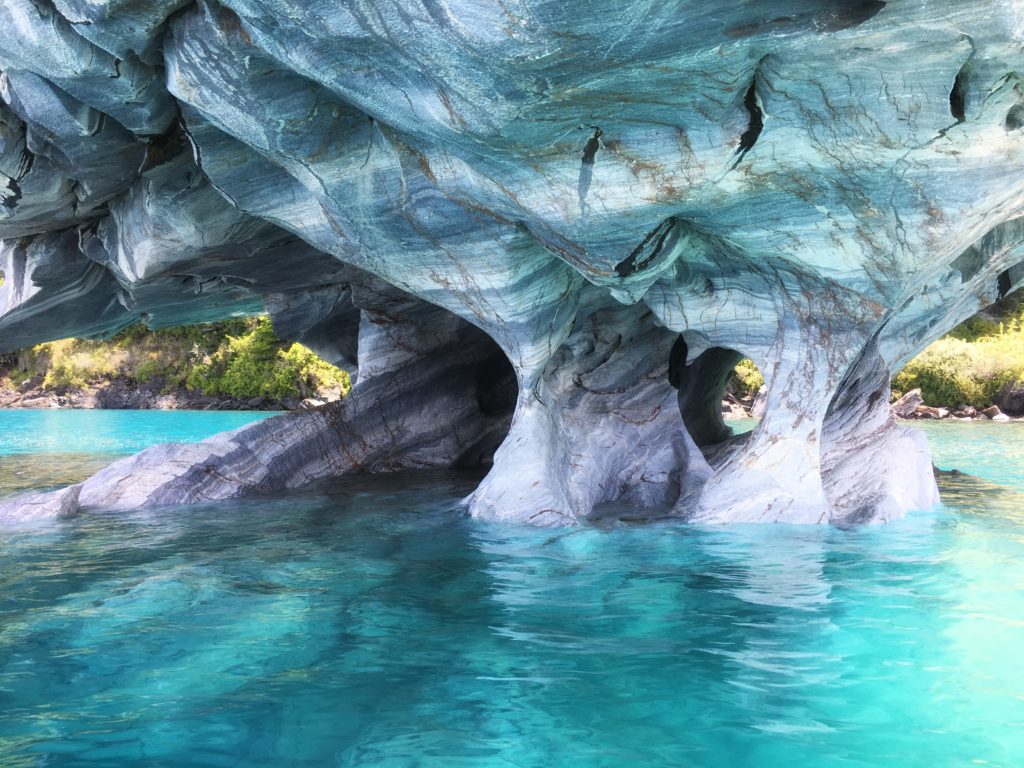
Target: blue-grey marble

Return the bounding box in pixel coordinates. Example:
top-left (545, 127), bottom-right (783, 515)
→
top-left (2, 0), bottom-right (1024, 525)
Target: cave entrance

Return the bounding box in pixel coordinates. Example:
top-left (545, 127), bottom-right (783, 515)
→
top-left (669, 337), bottom-right (764, 447)
top-left (438, 319), bottom-right (520, 468)
top-left (452, 327), bottom-right (518, 469)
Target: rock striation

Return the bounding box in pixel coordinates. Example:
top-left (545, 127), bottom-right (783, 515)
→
top-left (3, 0), bottom-right (1024, 525)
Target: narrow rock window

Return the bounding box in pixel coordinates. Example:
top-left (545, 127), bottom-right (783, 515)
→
top-left (615, 217), bottom-right (677, 277)
top-left (950, 67), bottom-right (967, 123)
top-left (671, 339), bottom-right (760, 446)
top-left (577, 126), bottom-right (602, 216)
top-left (998, 269), bottom-right (1012, 299)
top-left (731, 78), bottom-right (763, 169)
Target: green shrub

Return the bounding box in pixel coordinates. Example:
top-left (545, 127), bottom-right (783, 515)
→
top-left (1, 316), bottom-right (350, 402)
top-left (731, 358), bottom-right (765, 398)
top-left (947, 315), bottom-right (999, 342)
top-left (185, 318), bottom-right (350, 400)
top-left (894, 330), bottom-right (1024, 408)
top-left (38, 339), bottom-right (124, 391)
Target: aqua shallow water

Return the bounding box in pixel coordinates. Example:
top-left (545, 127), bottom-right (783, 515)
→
top-left (0, 409), bottom-right (275, 496)
top-left (1, 413), bottom-right (1023, 767)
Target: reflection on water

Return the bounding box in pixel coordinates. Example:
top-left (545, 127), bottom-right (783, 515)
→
top-left (0, 408), bottom-right (273, 456)
top-left (0, 453), bottom-right (120, 497)
top-left (0, 417), bottom-right (1023, 766)
top-left (0, 467), bottom-right (1022, 767)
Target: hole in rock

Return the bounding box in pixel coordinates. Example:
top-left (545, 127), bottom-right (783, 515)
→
top-left (731, 77), bottom-right (764, 169)
top-left (1006, 103), bottom-right (1024, 131)
top-left (141, 122), bottom-right (186, 173)
top-left (452, 337), bottom-right (517, 468)
top-left (951, 245), bottom-right (984, 282)
top-left (581, 127), bottom-right (602, 166)
top-left (950, 68), bottom-right (968, 122)
top-left (998, 269), bottom-right (1012, 299)
top-left (671, 338), bottom-right (761, 447)
top-left (615, 217), bottom-right (678, 277)
top-left (475, 348), bottom-right (517, 418)
top-left (577, 126), bottom-right (603, 215)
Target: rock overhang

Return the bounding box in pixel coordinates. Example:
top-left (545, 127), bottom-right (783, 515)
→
top-left (1, 0), bottom-right (1023, 524)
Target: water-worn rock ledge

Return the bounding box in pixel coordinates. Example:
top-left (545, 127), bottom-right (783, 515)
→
top-left (3, 0), bottom-right (1024, 525)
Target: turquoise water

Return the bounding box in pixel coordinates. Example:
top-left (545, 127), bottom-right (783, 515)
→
top-left (1, 413), bottom-right (1024, 766)
top-left (0, 409), bottom-right (274, 496)
top-left (0, 409), bottom-right (275, 456)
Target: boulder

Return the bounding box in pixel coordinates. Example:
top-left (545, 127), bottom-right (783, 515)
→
top-left (891, 389), bottom-right (923, 419)
top-left (996, 383), bottom-right (1024, 417)
top-left (982, 405), bottom-right (1005, 419)
top-left (913, 405), bottom-right (949, 420)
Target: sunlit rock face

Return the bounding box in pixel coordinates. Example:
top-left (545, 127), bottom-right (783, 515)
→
top-left (2, 0), bottom-right (1024, 525)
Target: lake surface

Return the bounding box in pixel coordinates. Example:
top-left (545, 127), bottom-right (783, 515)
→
top-left (1, 411), bottom-right (1023, 767)
top-left (0, 410), bottom-right (276, 496)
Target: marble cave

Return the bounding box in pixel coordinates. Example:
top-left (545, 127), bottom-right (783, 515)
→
top-left (3, 0), bottom-right (1024, 526)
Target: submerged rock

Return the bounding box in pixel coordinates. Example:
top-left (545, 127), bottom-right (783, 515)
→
top-left (2, 1), bottom-right (1024, 524)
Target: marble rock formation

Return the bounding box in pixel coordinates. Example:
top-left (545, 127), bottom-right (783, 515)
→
top-left (2, 0), bottom-right (1024, 525)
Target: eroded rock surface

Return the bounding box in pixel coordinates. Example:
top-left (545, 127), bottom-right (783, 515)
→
top-left (3, 1), bottom-right (1024, 525)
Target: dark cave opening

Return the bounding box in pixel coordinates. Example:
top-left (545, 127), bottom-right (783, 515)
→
top-left (451, 334), bottom-right (517, 468)
top-left (614, 217), bottom-right (678, 277)
top-left (474, 347), bottom-right (517, 419)
top-left (950, 66), bottom-right (968, 123)
top-left (731, 78), bottom-right (764, 169)
top-left (1005, 103), bottom-right (1024, 132)
top-left (669, 337), bottom-right (748, 447)
top-left (998, 268), bottom-right (1012, 299)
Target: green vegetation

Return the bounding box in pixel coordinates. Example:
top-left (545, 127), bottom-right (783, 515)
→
top-left (731, 358), bottom-right (765, 398)
top-left (725, 290), bottom-right (1024, 410)
top-left (893, 305), bottom-right (1024, 408)
top-left (0, 317), bottom-right (350, 402)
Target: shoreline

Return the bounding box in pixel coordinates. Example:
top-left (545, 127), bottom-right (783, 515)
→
top-left (0, 379), bottom-right (332, 412)
top-left (722, 387), bottom-right (1024, 424)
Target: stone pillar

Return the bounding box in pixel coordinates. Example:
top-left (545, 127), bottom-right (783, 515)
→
top-left (684, 320), bottom-right (861, 523)
top-left (468, 304), bottom-right (710, 525)
top-left (820, 341), bottom-right (939, 523)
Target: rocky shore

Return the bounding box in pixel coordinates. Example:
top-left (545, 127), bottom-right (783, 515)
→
top-left (0, 377), bottom-right (339, 412)
top-left (890, 388), bottom-right (1024, 422)
top-left (721, 385), bottom-right (1024, 423)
